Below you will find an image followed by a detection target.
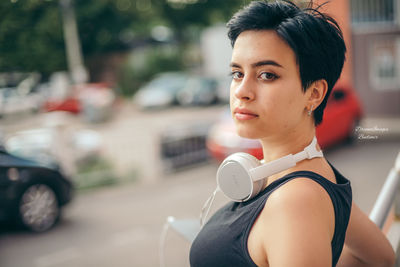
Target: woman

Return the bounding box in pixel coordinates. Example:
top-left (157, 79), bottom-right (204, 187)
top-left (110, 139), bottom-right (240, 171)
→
top-left (189, 1), bottom-right (395, 266)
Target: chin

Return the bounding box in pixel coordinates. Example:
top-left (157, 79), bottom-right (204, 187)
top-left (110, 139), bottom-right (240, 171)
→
top-left (235, 125), bottom-right (261, 140)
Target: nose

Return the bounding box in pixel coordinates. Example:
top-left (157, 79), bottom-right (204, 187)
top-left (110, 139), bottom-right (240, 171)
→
top-left (233, 78), bottom-right (255, 101)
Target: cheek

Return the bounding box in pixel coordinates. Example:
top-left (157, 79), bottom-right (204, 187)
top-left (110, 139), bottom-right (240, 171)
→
top-left (262, 89), bottom-right (301, 124)
top-left (281, 92), bottom-right (306, 124)
top-left (259, 90), bottom-right (283, 115)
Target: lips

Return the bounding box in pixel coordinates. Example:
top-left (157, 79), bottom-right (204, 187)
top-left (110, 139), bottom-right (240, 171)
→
top-left (233, 107), bottom-right (259, 121)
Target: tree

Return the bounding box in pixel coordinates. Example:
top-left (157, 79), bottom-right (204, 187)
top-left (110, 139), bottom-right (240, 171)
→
top-left (0, 0), bottom-right (247, 77)
top-left (0, 0), bottom-right (66, 76)
top-left (152, 0), bottom-right (246, 43)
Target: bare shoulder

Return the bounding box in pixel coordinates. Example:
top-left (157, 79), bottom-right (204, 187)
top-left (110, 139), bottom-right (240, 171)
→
top-left (265, 177), bottom-right (335, 216)
top-left (262, 177), bottom-right (335, 235)
top-left (251, 177), bottom-right (336, 266)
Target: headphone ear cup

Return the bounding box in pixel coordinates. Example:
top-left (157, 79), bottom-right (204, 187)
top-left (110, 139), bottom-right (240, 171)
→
top-left (238, 153), bottom-right (266, 200)
top-left (217, 152), bottom-right (264, 202)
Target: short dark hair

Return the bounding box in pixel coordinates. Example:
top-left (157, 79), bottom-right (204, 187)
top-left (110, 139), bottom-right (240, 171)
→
top-left (227, 0), bottom-right (346, 126)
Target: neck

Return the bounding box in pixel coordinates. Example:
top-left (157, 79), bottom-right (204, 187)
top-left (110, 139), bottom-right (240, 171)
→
top-left (259, 127), bottom-right (317, 163)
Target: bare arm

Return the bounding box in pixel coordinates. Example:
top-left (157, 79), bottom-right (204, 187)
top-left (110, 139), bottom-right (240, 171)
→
top-left (336, 202), bottom-right (395, 267)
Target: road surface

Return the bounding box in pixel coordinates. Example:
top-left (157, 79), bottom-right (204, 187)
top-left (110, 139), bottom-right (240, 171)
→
top-left (0, 138), bottom-right (399, 267)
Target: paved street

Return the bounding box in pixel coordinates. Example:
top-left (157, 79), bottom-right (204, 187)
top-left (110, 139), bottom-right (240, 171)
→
top-left (0, 139), bottom-right (399, 267)
top-left (0, 104), bottom-right (399, 267)
top-left (0, 161), bottom-right (222, 267)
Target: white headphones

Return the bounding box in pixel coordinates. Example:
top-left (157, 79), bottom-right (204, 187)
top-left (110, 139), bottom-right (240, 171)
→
top-left (216, 136), bottom-right (324, 202)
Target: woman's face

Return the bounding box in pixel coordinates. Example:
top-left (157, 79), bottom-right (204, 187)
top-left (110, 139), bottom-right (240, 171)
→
top-left (230, 30), bottom-right (309, 140)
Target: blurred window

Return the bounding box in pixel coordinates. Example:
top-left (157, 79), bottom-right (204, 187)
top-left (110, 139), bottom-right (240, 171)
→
top-left (350, 0), bottom-right (396, 25)
top-left (368, 38), bottom-right (400, 91)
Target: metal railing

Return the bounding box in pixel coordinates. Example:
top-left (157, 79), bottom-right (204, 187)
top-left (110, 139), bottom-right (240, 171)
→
top-left (369, 151), bottom-right (400, 229)
top-left (160, 123), bottom-right (210, 173)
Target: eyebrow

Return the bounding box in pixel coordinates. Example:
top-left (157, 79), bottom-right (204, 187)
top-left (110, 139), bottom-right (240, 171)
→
top-left (230, 60), bottom-right (283, 69)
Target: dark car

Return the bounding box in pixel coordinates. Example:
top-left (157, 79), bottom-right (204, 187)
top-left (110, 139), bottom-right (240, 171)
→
top-left (0, 146), bottom-right (73, 232)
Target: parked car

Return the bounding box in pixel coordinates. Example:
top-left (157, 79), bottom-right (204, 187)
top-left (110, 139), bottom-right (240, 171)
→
top-left (43, 97), bottom-right (81, 114)
top-left (176, 76), bottom-right (218, 106)
top-left (5, 127), bottom-right (102, 170)
top-left (215, 77), bottom-right (232, 104)
top-left (0, 146), bottom-right (73, 232)
top-left (316, 85), bottom-right (363, 148)
top-left (43, 83), bottom-right (115, 118)
top-left (0, 73), bottom-right (46, 118)
top-left (207, 85), bottom-right (363, 162)
top-left (206, 111), bottom-right (264, 162)
top-left (133, 72), bottom-right (188, 109)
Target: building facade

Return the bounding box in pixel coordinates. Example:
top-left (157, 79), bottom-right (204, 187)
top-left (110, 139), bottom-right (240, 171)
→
top-left (351, 0), bottom-right (400, 117)
top-left (317, 0), bottom-right (400, 118)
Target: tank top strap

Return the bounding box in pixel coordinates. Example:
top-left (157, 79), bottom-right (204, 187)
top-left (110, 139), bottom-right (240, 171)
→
top-left (255, 167), bottom-right (350, 204)
top-left (275, 171), bottom-right (337, 192)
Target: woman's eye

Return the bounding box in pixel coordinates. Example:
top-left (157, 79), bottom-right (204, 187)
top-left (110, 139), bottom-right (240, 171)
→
top-left (259, 72), bottom-right (278, 81)
top-left (230, 71), bottom-right (243, 80)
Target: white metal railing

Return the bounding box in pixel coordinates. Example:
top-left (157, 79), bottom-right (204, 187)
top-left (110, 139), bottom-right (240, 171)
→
top-left (369, 151), bottom-right (400, 229)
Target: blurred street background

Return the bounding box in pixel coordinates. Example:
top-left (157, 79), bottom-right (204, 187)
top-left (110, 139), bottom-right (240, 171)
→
top-left (0, 0), bottom-right (399, 266)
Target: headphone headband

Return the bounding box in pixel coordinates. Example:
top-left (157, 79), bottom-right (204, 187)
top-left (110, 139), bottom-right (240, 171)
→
top-left (250, 136), bottom-right (323, 182)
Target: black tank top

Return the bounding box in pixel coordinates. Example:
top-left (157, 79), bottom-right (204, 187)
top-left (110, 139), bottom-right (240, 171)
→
top-left (190, 162), bottom-right (352, 267)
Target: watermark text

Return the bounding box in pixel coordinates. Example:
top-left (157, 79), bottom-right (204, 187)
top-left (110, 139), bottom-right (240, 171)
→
top-left (355, 125), bottom-right (389, 140)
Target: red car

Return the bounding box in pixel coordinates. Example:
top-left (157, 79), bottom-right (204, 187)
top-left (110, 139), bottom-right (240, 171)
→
top-left (207, 85), bottom-right (363, 162)
top-left (43, 83), bottom-right (113, 114)
top-left (43, 97), bottom-right (81, 114)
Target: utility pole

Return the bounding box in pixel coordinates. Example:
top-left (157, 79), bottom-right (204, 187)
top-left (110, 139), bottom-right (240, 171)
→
top-left (59, 0), bottom-right (88, 84)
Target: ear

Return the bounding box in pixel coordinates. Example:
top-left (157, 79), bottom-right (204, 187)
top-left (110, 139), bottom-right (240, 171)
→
top-left (306, 79), bottom-right (328, 111)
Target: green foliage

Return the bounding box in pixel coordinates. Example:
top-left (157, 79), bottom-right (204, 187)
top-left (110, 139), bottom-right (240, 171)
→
top-left (74, 156), bottom-right (118, 190)
top-left (0, 0), bottom-right (66, 75)
top-left (0, 0), bottom-right (246, 77)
